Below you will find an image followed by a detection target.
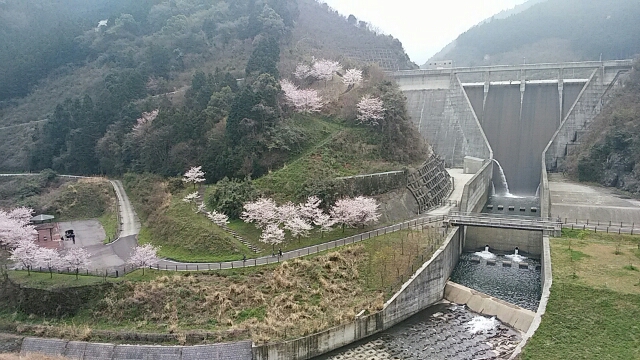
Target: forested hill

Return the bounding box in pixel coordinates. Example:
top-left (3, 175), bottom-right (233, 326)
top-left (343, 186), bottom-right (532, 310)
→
top-left (427, 0), bottom-right (640, 67)
top-left (0, 0), bottom-right (417, 173)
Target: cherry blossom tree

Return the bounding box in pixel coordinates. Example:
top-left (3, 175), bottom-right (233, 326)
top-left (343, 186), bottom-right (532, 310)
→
top-left (278, 201), bottom-right (298, 223)
top-left (182, 192), bottom-right (200, 211)
top-left (294, 63), bottom-right (313, 80)
top-left (314, 212), bottom-right (336, 238)
top-left (0, 209), bottom-right (37, 248)
top-left (280, 80), bottom-right (324, 113)
top-left (298, 196), bottom-right (323, 223)
top-left (312, 59), bottom-right (342, 82)
top-left (207, 210), bottom-right (230, 227)
top-left (351, 196), bottom-right (381, 228)
top-left (284, 216), bottom-right (313, 242)
top-left (260, 223), bottom-right (285, 252)
top-left (35, 247), bottom-right (61, 279)
top-left (9, 239), bottom-right (40, 275)
top-left (357, 95), bottom-right (386, 126)
top-left (132, 109), bottom-right (159, 138)
top-left (330, 196), bottom-right (380, 231)
top-left (182, 166), bottom-right (206, 189)
top-left (241, 198), bottom-right (280, 229)
top-left (61, 248), bottom-right (91, 279)
top-left (129, 244), bottom-right (160, 275)
top-left (342, 69), bottom-right (363, 87)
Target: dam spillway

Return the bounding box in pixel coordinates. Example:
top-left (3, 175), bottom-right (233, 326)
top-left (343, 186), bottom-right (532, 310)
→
top-left (392, 61), bottom-right (633, 195)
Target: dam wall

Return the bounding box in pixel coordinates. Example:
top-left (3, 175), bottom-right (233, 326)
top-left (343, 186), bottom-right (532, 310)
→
top-left (402, 75), bottom-right (492, 167)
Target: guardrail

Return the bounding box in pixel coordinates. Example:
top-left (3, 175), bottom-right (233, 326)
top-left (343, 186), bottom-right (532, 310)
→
top-left (10, 215), bottom-right (448, 277)
top-left (447, 212), bottom-right (560, 232)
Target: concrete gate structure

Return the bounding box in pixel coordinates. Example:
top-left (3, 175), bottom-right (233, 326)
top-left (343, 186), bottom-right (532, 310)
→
top-left (390, 60), bottom-right (633, 195)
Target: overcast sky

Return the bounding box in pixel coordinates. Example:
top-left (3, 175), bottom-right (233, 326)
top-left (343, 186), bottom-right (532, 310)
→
top-left (320, 0), bottom-right (528, 64)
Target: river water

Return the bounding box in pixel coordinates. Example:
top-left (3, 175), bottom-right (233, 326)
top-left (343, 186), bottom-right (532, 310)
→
top-left (316, 303), bottom-right (521, 360)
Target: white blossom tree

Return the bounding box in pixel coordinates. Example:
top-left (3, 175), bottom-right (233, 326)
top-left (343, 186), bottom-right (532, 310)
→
top-left (0, 209), bottom-right (37, 248)
top-left (129, 244), bottom-right (160, 275)
top-left (314, 212), bottom-right (336, 238)
top-left (298, 196), bottom-right (323, 223)
top-left (132, 109), bottom-right (159, 137)
top-left (260, 224), bottom-right (285, 253)
top-left (182, 192), bottom-right (200, 211)
top-left (277, 201), bottom-right (298, 223)
top-left (182, 166), bottom-right (206, 189)
top-left (280, 79), bottom-right (323, 113)
top-left (312, 59), bottom-right (342, 82)
top-left (35, 247), bottom-right (61, 279)
top-left (61, 248), bottom-right (91, 279)
top-left (284, 216), bottom-right (313, 242)
top-left (330, 196), bottom-right (380, 231)
top-left (342, 68), bottom-right (363, 86)
top-left (9, 239), bottom-right (40, 275)
top-left (357, 95), bottom-right (386, 126)
top-left (207, 210), bottom-right (230, 227)
top-left (351, 196), bottom-right (381, 228)
top-left (241, 198), bottom-right (280, 229)
top-left (294, 63), bottom-right (313, 80)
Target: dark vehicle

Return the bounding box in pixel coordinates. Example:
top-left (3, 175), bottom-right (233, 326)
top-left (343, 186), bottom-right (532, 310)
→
top-left (64, 229), bottom-right (75, 239)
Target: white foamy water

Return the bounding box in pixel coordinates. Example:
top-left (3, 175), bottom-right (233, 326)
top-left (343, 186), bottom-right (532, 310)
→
top-left (466, 316), bottom-right (499, 334)
top-left (474, 250), bottom-right (497, 260)
top-left (505, 254), bottom-right (527, 262)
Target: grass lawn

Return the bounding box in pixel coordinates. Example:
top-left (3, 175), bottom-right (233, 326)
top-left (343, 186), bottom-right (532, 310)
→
top-left (98, 205), bottom-right (118, 244)
top-left (521, 229), bottom-right (640, 359)
top-left (6, 271), bottom-right (113, 289)
top-left (0, 228), bottom-right (444, 344)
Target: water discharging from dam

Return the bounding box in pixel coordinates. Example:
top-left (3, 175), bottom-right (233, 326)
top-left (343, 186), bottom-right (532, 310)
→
top-left (465, 82), bottom-right (585, 195)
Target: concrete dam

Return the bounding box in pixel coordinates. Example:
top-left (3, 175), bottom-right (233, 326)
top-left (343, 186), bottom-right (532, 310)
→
top-left (391, 61), bottom-right (633, 195)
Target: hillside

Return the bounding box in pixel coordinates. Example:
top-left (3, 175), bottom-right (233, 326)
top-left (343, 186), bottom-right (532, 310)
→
top-left (566, 60), bottom-right (640, 193)
top-left (427, 0), bottom-right (640, 67)
top-left (0, 0), bottom-right (414, 172)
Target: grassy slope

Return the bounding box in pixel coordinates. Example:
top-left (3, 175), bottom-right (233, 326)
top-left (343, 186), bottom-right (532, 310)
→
top-left (124, 174), bottom-right (248, 263)
top-left (0, 228), bottom-right (443, 344)
top-left (521, 230), bottom-right (640, 359)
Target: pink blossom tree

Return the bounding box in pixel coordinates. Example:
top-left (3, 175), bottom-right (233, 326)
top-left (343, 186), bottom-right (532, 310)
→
top-left (35, 247), bottom-right (61, 279)
top-left (260, 224), bottom-right (285, 253)
top-left (312, 59), bottom-right (342, 82)
top-left (241, 198), bottom-right (280, 229)
top-left (298, 196), bottom-right (323, 222)
top-left (9, 239), bottom-right (40, 275)
top-left (280, 79), bottom-right (324, 113)
top-left (314, 212), bottom-right (336, 238)
top-left (129, 244), bottom-right (160, 275)
top-left (357, 95), bottom-right (386, 126)
top-left (342, 69), bottom-right (363, 87)
top-left (132, 109), bottom-right (159, 137)
top-left (0, 209), bottom-right (37, 248)
top-left (351, 196), bottom-right (381, 228)
top-left (7, 207), bottom-right (33, 225)
top-left (284, 216), bottom-right (313, 242)
top-left (278, 201), bottom-right (298, 223)
top-left (330, 196), bottom-right (380, 231)
top-left (182, 166), bottom-right (206, 189)
top-left (61, 248), bottom-right (91, 279)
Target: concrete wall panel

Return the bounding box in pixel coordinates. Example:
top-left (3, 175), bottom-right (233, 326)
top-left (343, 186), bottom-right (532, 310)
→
top-left (464, 226), bottom-right (543, 257)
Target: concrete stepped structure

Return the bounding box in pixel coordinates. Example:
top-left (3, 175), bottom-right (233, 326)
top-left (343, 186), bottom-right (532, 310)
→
top-left (406, 155), bottom-right (453, 213)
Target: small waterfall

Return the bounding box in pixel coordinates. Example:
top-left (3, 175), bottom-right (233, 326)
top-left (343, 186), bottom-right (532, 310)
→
top-left (535, 184), bottom-right (540, 197)
top-left (491, 181), bottom-right (496, 196)
top-left (491, 159), bottom-right (512, 196)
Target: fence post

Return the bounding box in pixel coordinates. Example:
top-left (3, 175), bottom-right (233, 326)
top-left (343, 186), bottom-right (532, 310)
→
top-left (116, 270), bottom-right (119, 278)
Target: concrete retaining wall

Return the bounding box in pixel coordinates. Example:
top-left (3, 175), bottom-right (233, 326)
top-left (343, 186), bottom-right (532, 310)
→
top-left (252, 227), bottom-right (462, 360)
top-left (459, 160), bottom-right (493, 213)
top-left (464, 226), bottom-right (543, 257)
top-left (509, 235), bottom-right (552, 359)
top-left (20, 338), bottom-right (253, 360)
top-left (444, 282), bottom-right (535, 333)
